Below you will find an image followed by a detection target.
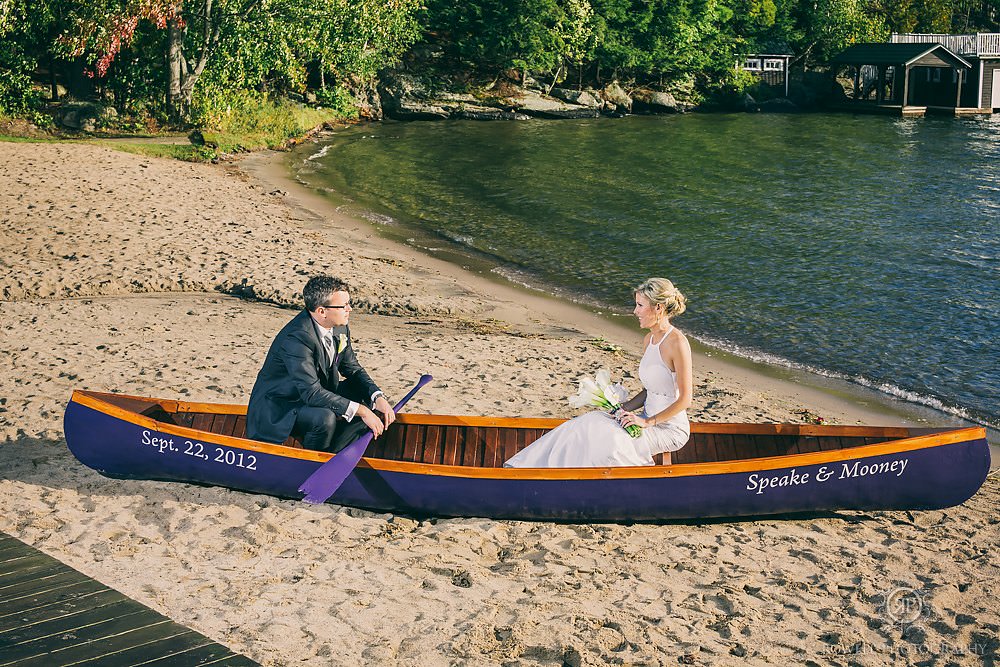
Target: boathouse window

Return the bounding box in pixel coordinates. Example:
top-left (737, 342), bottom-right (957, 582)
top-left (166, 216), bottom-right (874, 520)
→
top-left (743, 59), bottom-right (761, 71)
top-left (764, 59), bottom-right (783, 71)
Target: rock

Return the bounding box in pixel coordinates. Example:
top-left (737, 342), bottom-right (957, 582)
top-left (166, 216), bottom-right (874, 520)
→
top-left (389, 99), bottom-right (449, 121)
top-left (432, 93), bottom-right (524, 120)
top-left (61, 110), bottom-right (80, 129)
top-left (51, 84), bottom-right (68, 100)
top-left (350, 77), bottom-right (383, 120)
top-left (549, 87), bottom-right (601, 108)
top-left (455, 107), bottom-right (528, 121)
top-left (436, 92), bottom-right (479, 104)
top-left (522, 74), bottom-right (544, 91)
top-left (512, 89), bottom-right (599, 119)
top-left (602, 103), bottom-right (627, 118)
top-left (377, 74), bottom-right (449, 120)
top-left (632, 89), bottom-right (682, 113)
top-left (98, 106), bottom-right (118, 122)
top-left (599, 81), bottom-right (632, 112)
top-left (189, 130), bottom-right (219, 148)
top-left (58, 102), bottom-right (102, 131)
top-left (758, 97), bottom-right (799, 112)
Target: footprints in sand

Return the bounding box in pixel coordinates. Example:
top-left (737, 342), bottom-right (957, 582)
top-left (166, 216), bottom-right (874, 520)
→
top-left (1, 433), bottom-right (997, 665)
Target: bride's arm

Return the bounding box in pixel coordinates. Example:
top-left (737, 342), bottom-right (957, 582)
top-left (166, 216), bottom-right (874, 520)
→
top-left (620, 389), bottom-right (647, 412)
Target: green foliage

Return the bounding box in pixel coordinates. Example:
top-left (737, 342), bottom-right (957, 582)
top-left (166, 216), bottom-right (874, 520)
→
top-left (314, 86), bottom-right (359, 117)
top-left (189, 89), bottom-right (343, 152)
top-left (425, 0), bottom-right (565, 74)
top-left (0, 0), bottom-right (998, 131)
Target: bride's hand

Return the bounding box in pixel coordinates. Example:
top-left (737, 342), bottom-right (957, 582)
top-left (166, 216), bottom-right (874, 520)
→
top-left (617, 410), bottom-right (649, 429)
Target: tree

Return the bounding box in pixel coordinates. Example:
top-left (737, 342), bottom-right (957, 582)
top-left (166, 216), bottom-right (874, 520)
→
top-left (60, 0), bottom-right (420, 121)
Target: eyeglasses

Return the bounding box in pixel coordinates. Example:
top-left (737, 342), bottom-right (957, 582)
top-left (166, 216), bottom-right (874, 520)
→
top-left (321, 303), bottom-right (350, 310)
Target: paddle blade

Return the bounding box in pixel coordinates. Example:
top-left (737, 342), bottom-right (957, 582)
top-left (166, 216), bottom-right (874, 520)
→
top-left (297, 374), bottom-right (433, 505)
top-left (298, 433), bottom-right (374, 504)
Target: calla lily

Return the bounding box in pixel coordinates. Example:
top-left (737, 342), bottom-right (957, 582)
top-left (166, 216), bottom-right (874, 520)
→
top-left (604, 383), bottom-right (628, 406)
top-left (569, 377), bottom-right (605, 408)
top-left (595, 368), bottom-right (612, 391)
top-left (566, 370), bottom-right (641, 438)
top-left (337, 333), bottom-right (348, 354)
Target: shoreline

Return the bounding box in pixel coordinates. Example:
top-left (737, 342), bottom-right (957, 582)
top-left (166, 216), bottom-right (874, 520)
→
top-left (241, 143), bottom-right (988, 436)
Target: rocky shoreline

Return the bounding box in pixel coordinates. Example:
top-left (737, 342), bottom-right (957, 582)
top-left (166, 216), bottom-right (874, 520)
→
top-left (372, 75), bottom-right (689, 121)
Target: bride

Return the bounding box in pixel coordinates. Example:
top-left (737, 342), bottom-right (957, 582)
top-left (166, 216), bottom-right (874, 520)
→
top-left (505, 278), bottom-right (692, 468)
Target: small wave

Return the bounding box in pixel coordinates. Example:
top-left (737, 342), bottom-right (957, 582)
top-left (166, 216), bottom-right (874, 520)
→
top-left (851, 377), bottom-right (984, 424)
top-left (305, 145), bottom-right (332, 162)
top-left (440, 231), bottom-right (475, 246)
top-left (360, 211), bottom-right (396, 226)
top-left (490, 266), bottom-right (551, 293)
top-left (693, 334), bottom-right (995, 428)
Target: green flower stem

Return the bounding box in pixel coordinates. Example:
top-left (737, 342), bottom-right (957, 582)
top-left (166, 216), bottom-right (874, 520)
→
top-left (602, 399), bottom-right (642, 439)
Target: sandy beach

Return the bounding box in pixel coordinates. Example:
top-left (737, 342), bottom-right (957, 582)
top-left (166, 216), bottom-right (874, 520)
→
top-left (1, 140), bottom-right (997, 665)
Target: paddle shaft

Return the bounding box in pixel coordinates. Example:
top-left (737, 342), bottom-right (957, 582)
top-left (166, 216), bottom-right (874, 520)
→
top-left (298, 374), bottom-right (433, 504)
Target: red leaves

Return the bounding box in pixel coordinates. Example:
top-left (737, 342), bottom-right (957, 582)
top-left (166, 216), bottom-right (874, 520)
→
top-left (77, 1), bottom-right (185, 78)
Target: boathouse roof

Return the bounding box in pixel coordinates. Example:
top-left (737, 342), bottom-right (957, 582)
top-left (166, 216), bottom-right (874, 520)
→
top-left (832, 43), bottom-right (972, 68)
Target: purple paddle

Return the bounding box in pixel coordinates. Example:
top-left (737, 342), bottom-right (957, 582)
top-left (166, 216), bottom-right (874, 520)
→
top-left (298, 374), bottom-right (433, 504)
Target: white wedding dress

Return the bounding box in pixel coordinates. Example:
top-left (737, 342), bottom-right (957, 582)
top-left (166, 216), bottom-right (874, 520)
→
top-left (504, 328), bottom-right (690, 468)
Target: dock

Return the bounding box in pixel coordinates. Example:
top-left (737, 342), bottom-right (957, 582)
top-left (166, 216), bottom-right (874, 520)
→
top-left (0, 532), bottom-right (258, 666)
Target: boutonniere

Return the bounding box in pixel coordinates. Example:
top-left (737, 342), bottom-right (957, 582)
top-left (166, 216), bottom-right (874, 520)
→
top-left (336, 333), bottom-right (348, 354)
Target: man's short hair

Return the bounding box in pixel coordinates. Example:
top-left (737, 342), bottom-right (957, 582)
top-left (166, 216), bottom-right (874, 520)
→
top-left (303, 275), bottom-right (350, 312)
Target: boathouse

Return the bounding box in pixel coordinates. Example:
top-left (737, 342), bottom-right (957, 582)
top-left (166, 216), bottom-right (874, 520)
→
top-left (740, 54), bottom-right (792, 97)
top-left (832, 34), bottom-right (1000, 115)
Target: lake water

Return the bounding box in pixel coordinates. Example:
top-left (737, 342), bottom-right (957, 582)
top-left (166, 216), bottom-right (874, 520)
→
top-left (291, 113), bottom-right (1000, 428)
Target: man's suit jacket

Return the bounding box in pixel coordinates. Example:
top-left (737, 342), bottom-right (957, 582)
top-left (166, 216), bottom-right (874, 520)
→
top-left (246, 309), bottom-right (380, 444)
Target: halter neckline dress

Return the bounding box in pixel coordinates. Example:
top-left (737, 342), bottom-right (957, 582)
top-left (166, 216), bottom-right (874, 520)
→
top-left (504, 327), bottom-right (690, 468)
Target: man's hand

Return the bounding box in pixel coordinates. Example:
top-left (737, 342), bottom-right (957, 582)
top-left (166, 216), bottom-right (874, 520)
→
top-left (373, 395), bottom-right (396, 429)
top-left (358, 406), bottom-right (385, 439)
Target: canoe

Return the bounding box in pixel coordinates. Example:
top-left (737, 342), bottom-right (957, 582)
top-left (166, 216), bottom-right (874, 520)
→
top-left (63, 389), bottom-right (991, 522)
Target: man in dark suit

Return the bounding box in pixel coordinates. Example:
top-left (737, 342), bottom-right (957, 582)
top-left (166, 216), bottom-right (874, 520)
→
top-left (246, 275), bottom-right (395, 451)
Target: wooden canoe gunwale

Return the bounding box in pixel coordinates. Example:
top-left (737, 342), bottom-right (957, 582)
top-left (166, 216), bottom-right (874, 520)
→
top-left (68, 389), bottom-right (988, 481)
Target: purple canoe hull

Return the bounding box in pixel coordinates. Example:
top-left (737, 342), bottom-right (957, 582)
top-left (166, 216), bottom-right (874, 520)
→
top-left (63, 396), bottom-right (991, 522)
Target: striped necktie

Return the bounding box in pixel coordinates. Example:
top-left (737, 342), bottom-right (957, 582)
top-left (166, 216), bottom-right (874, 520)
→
top-left (322, 332), bottom-right (335, 366)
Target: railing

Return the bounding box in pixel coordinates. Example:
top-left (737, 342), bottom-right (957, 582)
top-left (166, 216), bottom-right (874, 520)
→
top-left (978, 33), bottom-right (1000, 56)
top-left (891, 32), bottom-right (1000, 57)
top-left (891, 33), bottom-right (977, 55)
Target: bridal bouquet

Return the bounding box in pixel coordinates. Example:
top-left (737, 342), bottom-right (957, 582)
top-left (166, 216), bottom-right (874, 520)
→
top-left (568, 368), bottom-right (642, 438)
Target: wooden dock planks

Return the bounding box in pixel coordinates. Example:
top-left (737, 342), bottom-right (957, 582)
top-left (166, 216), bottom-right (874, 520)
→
top-left (0, 532), bottom-right (258, 667)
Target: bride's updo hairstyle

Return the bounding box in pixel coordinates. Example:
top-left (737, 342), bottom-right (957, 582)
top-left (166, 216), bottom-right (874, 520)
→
top-left (636, 277), bottom-right (687, 318)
